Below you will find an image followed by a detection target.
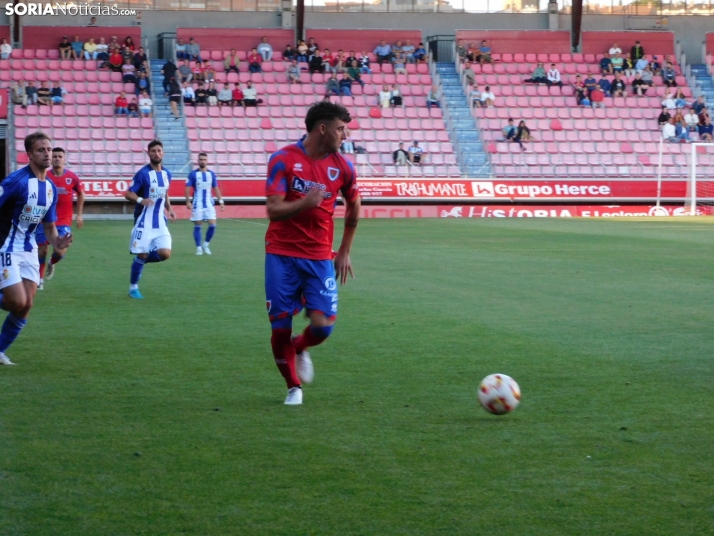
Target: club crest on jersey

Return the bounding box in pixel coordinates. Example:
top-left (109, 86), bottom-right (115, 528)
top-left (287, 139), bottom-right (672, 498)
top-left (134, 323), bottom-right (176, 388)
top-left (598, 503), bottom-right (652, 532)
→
top-left (327, 167), bottom-right (340, 182)
top-left (2, 269), bottom-right (8, 280)
top-left (65, 177), bottom-right (72, 185)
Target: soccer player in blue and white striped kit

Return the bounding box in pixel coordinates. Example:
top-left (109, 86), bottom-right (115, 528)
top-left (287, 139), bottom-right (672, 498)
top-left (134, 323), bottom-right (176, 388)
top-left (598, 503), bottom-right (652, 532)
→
top-left (0, 132), bottom-right (72, 365)
top-left (125, 140), bottom-right (176, 299)
top-left (185, 153), bottom-right (224, 255)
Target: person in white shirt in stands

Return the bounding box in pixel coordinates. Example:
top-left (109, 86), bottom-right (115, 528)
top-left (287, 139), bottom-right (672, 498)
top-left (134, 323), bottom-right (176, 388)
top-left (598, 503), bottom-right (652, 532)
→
top-left (469, 83), bottom-right (481, 108)
top-left (243, 81), bottom-right (258, 107)
top-left (257, 36), bottom-right (273, 62)
top-left (608, 42), bottom-right (622, 56)
top-left (662, 117), bottom-right (687, 142)
top-left (661, 92), bottom-right (677, 110)
top-left (480, 86), bottom-right (495, 108)
top-left (1, 38), bottom-right (13, 59)
top-left (138, 90), bottom-right (153, 117)
top-left (379, 84), bottom-right (392, 108)
top-left (547, 64), bottom-right (562, 87)
top-left (408, 140), bottom-right (425, 165)
top-left (181, 82), bottom-right (195, 107)
top-left (684, 109), bottom-right (700, 132)
top-left (95, 37), bottom-right (109, 61)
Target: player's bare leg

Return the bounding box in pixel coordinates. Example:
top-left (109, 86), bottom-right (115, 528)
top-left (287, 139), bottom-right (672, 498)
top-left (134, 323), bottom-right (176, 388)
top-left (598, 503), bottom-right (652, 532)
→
top-left (0, 279), bottom-right (37, 365)
top-left (37, 244), bottom-right (49, 289)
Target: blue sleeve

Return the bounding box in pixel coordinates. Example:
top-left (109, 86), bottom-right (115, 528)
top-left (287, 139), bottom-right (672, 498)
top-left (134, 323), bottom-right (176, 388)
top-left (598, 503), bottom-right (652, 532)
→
top-left (165, 169), bottom-right (172, 185)
top-left (211, 172), bottom-right (217, 188)
top-left (266, 152), bottom-right (289, 196)
top-left (128, 169), bottom-right (146, 196)
top-left (43, 183), bottom-right (57, 223)
top-left (186, 171), bottom-right (195, 188)
top-left (0, 174), bottom-right (20, 209)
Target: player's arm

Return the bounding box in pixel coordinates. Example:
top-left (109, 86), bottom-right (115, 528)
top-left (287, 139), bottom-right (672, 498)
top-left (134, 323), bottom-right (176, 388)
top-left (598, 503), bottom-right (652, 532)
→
top-left (334, 194), bottom-right (360, 285)
top-left (213, 186), bottom-right (225, 211)
top-left (75, 186), bottom-right (85, 229)
top-left (164, 192), bottom-right (176, 221)
top-left (185, 185), bottom-right (192, 209)
top-left (266, 189), bottom-right (322, 221)
top-left (125, 174), bottom-right (153, 206)
top-left (185, 173), bottom-right (194, 209)
top-left (42, 222), bottom-right (72, 250)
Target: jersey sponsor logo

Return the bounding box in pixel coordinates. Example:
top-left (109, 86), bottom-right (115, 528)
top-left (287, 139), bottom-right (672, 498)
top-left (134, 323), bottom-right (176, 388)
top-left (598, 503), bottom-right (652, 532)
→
top-left (324, 277), bottom-right (336, 291)
top-left (291, 177), bottom-right (332, 199)
top-left (19, 204), bottom-right (47, 223)
top-left (29, 192), bottom-right (37, 199)
top-left (294, 163), bottom-right (303, 171)
top-left (327, 167), bottom-right (340, 182)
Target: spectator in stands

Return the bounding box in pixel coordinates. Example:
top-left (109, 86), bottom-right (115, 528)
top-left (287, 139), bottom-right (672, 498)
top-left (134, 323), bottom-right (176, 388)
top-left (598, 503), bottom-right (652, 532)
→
top-left (108, 36), bottom-right (119, 50)
top-left (477, 40), bottom-right (493, 65)
top-left (175, 38), bottom-right (187, 60)
top-left (675, 112), bottom-right (690, 142)
top-left (326, 73), bottom-right (340, 96)
top-left (373, 40), bottom-right (393, 65)
top-left (515, 121), bottom-right (532, 149)
top-left (257, 36), bottom-right (273, 62)
top-left (186, 38), bottom-right (202, 62)
top-left (547, 64), bottom-right (562, 87)
top-left (393, 40), bottom-right (404, 57)
top-left (139, 91), bottom-right (152, 117)
top-left (462, 62), bottom-right (476, 85)
top-left (128, 98), bottom-right (139, 118)
top-left (641, 65), bottom-right (654, 86)
top-left (610, 52), bottom-right (623, 73)
top-left (378, 84), bottom-right (392, 108)
top-left (83, 38), bottom-right (97, 60)
top-left (480, 85), bottom-right (495, 108)
top-left (634, 55), bottom-right (648, 73)
top-left (192, 60), bottom-right (205, 83)
top-left (413, 43), bottom-right (427, 63)
top-left (345, 51), bottom-right (358, 66)
top-left (232, 83), bottom-right (245, 108)
top-left (662, 91), bottom-right (677, 110)
top-left (218, 83), bottom-right (233, 107)
top-left (456, 40), bottom-right (467, 61)
top-left (427, 84), bottom-right (443, 109)
top-left (393, 49), bottom-right (407, 75)
top-left (204, 63), bottom-right (216, 83)
top-left (622, 54), bottom-right (635, 77)
top-left (287, 59), bottom-right (302, 84)
top-left (206, 81), bottom-right (218, 106)
top-left (168, 78), bottom-right (181, 119)
top-left (658, 106), bottom-right (671, 127)
top-left (685, 109), bottom-right (699, 132)
top-left (124, 36), bottom-right (136, 51)
top-left (502, 118), bottom-right (518, 145)
top-left (403, 40), bottom-right (416, 64)
top-left (340, 136), bottom-right (354, 154)
top-left (0, 38), bottom-right (10, 59)
top-left (322, 49), bottom-right (334, 73)
top-left (590, 86), bottom-right (605, 108)
top-left (36, 82), bottom-right (51, 106)
top-left (699, 117), bottom-right (713, 142)
top-left (632, 73), bottom-right (648, 96)
top-left (599, 53), bottom-right (613, 75)
top-left (662, 117), bottom-right (683, 142)
top-left (96, 37), bottom-right (109, 61)
top-left (296, 40), bottom-right (308, 62)
top-left (339, 75), bottom-right (353, 96)
top-left (50, 81), bottom-right (66, 106)
top-left (121, 43), bottom-right (134, 63)
top-left (223, 49), bottom-right (240, 75)
top-left (309, 50), bottom-right (324, 74)
top-left (573, 75), bottom-right (586, 104)
top-left (465, 42), bottom-right (478, 62)
top-left (525, 63), bottom-right (547, 85)
top-left (408, 140), bottom-right (424, 164)
top-left (307, 38), bottom-right (319, 56)
top-left (133, 47), bottom-right (148, 73)
top-left (699, 107), bottom-right (711, 127)
top-left (109, 47), bottom-right (124, 73)
top-left (359, 52), bottom-right (371, 73)
top-left (195, 82), bottom-right (207, 106)
top-left (134, 71), bottom-right (150, 96)
top-left (283, 45), bottom-right (296, 61)
top-left (25, 81), bottom-right (38, 106)
top-left (469, 83), bottom-right (481, 108)
top-left (393, 143), bottom-right (409, 166)
top-left (674, 88), bottom-right (689, 109)
top-left (651, 56), bottom-right (662, 75)
top-left (247, 48), bottom-right (262, 73)
top-left (390, 84), bottom-right (402, 107)
top-left (692, 96), bottom-right (706, 115)
top-left (598, 76), bottom-right (611, 95)
top-left (88, 16), bottom-right (97, 26)
top-left (122, 58), bottom-right (137, 84)
top-left (59, 36), bottom-right (72, 60)
top-left (609, 42), bottom-right (622, 55)
top-left (631, 40), bottom-right (644, 61)
top-left (70, 36), bottom-right (83, 60)
top-left (115, 92), bottom-right (129, 115)
top-left (584, 72), bottom-right (598, 95)
top-left (11, 80), bottom-right (27, 108)
top-left (243, 81), bottom-right (260, 107)
top-left (662, 62), bottom-right (677, 87)
top-left (332, 50), bottom-right (348, 74)
top-left (347, 60), bottom-right (364, 89)
top-left (182, 81), bottom-right (195, 107)
top-left (610, 73), bottom-right (626, 97)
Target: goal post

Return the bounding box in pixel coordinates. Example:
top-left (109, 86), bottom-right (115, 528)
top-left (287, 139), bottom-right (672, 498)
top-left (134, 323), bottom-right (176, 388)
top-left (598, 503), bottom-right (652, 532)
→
top-left (688, 142), bottom-right (714, 216)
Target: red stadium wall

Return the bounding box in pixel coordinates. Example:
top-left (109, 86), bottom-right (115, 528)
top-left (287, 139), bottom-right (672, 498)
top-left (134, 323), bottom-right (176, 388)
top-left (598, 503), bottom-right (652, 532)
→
top-left (455, 30), bottom-right (571, 55)
top-left (0, 26), bottom-right (9, 43)
top-left (22, 26), bottom-right (141, 50)
top-left (707, 32), bottom-right (714, 55)
top-left (581, 31), bottom-right (675, 56)
top-left (176, 28), bottom-right (294, 52)
top-left (304, 29), bottom-right (423, 54)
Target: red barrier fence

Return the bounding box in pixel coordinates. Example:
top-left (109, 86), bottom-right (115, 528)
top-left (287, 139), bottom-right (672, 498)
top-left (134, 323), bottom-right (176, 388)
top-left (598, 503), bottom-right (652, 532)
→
top-left (304, 29), bottom-right (423, 55)
top-left (175, 28), bottom-right (294, 53)
top-left (581, 31), bottom-right (675, 57)
top-left (22, 26), bottom-right (141, 51)
top-left (454, 31), bottom-right (571, 55)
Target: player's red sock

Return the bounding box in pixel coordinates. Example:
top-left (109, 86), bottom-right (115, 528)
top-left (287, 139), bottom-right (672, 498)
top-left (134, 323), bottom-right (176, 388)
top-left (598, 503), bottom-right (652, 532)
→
top-left (50, 252), bottom-right (63, 265)
top-left (39, 260), bottom-right (46, 279)
top-left (271, 328), bottom-right (300, 389)
top-left (292, 325), bottom-right (331, 354)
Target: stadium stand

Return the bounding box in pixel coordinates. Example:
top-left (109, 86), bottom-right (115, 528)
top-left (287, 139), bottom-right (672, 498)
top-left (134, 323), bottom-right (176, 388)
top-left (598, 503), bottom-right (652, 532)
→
top-left (21, 26), bottom-right (141, 52)
top-left (0, 26), bottom-right (9, 44)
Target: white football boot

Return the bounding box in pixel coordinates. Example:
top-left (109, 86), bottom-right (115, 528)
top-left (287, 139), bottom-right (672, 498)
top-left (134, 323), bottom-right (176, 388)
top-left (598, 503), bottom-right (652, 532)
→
top-left (284, 386), bottom-right (303, 405)
top-left (196, 246), bottom-right (203, 256)
top-left (0, 352), bottom-right (16, 365)
top-left (292, 334), bottom-right (314, 384)
top-left (202, 243), bottom-right (212, 255)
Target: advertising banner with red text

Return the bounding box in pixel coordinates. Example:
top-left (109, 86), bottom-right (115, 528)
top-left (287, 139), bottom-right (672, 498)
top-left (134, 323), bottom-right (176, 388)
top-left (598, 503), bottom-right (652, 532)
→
top-left (0, 89), bottom-right (8, 119)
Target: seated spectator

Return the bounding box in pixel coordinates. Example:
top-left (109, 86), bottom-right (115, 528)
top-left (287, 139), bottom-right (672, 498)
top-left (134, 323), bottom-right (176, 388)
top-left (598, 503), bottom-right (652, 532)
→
top-left (287, 59), bottom-right (302, 84)
top-left (622, 54), bottom-right (635, 77)
top-left (658, 106), bottom-right (671, 126)
top-left (134, 71), bottom-right (150, 96)
top-left (309, 51), bottom-right (324, 74)
top-left (192, 60), bottom-right (205, 83)
top-left (674, 88), bottom-right (689, 109)
top-left (248, 48), bottom-right (262, 73)
top-left (599, 53), bottom-right (612, 75)
top-left (83, 38), bottom-right (98, 60)
top-left (390, 84), bottom-right (402, 107)
top-left (641, 65), bottom-right (654, 86)
top-left (195, 82), bottom-right (207, 106)
top-left (326, 73), bottom-right (340, 96)
top-left (25, 81), bottom-right (38, 105)
top-left (120, 43), bottom-right (133, 63)
top-left (462, 62), bottom-right (476, 85)
top-left (573, 75), bottom-right (586, 103)
top-left (232, 83), bottom-right (245, 108)
top-left (477, 40), bottom-right (493, 65)
top-left (307, 38), bottom-right (319, 56)
top-left (224, 49), bottom-right (240, 74)
top-left (128, 98), bottom-right (139, 118)
top-left (699, 117), bottom-right (714, 141)
top-left (662, 91), bottom-right (677, 110)
top-left (684, 109), bottom-right (699, 132)
top-left (634, 56), bottom-right (648, 73)
top-left (525, 63), bottom-right (547, 85)
top-left (108, 36), bottom-right (119, 50)
top-left (50, 81), bottom-right (66, 105)
top-left (480, 85), bottom-right (495, 108)
top-left (692, 96), bottom-right (706, 115)
top-left (374, 40), bottom-right (393, 65)
top-left (609, 42), bottom-right (622, 55)
top-left (610, 52), bottom-right (624, 73)
top-left (392, 50), bottom-right (407, 75)
top-left (590, 87), bottom-right (605, 108)
top-left (651, 56), bottom-right (662, 75)
top-left (662, 117), bottom-right (686, 142)
top-left (283, 45), bottom-right (296, 61)
top-left (584, 73), bottom-right (598, 94)
top-left (124, 36), bottom-right (136, 51)
top-left (0, 38), bottom-right (11, 60)
top-left (36, 82), bottom-right (52, 106)
top-left (662, 62), bottom-right (677, 87)
top-left (59, 36), bottom-right (72, 60)
top-left (296, 40), bottom-right (308, 62)
top-left (675, 113), bottom-right (690, 142)
top-left (257, 36), bottom-right (273, 61)
top-left (345, 51), bottom-right (358, 66)
top-left (95, 37), bottom-right (109, 61)
top-left (359, 52), bottom-right (371, 73)
top-left (502, 118), bottom-right (518, 143)
top-left (393, 40), bottom-right (404, 57)
top-left (339, 75), bottom-right (353, 96)
top-left (631, 40), bottom-right (645, 61)
top-left (598, 77), bottom-right (611, 95)
top-left (426, 85), bottom-right (442, 109)
top-left (408, 140), bottom-right (424, 164)
top-left (133, 47), bottom-right (148, 72)
top-left (109, 47), bottom-right (124, 72)
top-left (610, 73), bottom-right (626, 97)
top-left (547, 64), bottom-right (562, 87)
top-left (469, 83), bottom-right (481, 108)
top-left (347, 60), bottom-right (364, 88)
top-left (699, 107), bottom-right (711, 127)
top-left (218, 83), bottom-right (233, 106)
top-left (11, 80), bottom-right (27, 108)
top-left (204, 63), bottom-right (216, 83)
top-left (122, 58), bottom-right (137, 84)
top-left (243, 81), bottom-right (260, 106)
top-left (393, 142), bottom-right (408, 166)
top-left (175, 38), bottom-right (187, 60)
top-left (186, 37), bottom-right (202, 62)
top-left (70, 36), bottom-right (83, 60)
top-left (515, 120), bottom-right (532, 149)
top-left (402, 40), bottom-right (416, 63)
top-left (413, 43), bottom-right (427, 63)
top-left (139, 90), bottom-right (153, 117)
top-left (341, 136), bottom-right (355, 154)
top-left (115, 92), bottom-right (129, 115)
top-left (632, 73), bottom-right (648, 96)
top-left (182, 81), bottom-right (195, 106)
top-left (168, 78), bottom-right (182, 119)
top-left (206, 81), bottom-right (218, 106)
top-left (466, 42), bottom-right (478, 62)
top-left (322, 49), bottom-right (334, 73)
top-left (379, 84), bottom-right (392, 108)
top-left (456, 39), bottom-right (467, 61)
top-left (330, 50), bottom-right (348, 74)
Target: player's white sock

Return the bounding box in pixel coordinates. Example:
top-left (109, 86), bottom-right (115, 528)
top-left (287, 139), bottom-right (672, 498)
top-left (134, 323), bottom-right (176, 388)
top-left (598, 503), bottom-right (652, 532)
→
top-left (129, 284), bottom-right (139, 291)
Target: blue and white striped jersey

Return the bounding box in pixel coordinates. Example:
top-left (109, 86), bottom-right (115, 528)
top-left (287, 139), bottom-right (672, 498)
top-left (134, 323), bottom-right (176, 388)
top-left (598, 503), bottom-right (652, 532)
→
top-left (129, 165), bottom-right (172, 230)
top-left (186, 169), bottom-right (218, 210)
top-left (0, 166), bottom-right (57, 253)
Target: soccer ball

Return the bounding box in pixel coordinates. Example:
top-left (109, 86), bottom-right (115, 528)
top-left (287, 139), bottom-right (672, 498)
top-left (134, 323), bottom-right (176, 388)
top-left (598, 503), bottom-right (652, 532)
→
top-left (478, 374), bottom-right (521, 415)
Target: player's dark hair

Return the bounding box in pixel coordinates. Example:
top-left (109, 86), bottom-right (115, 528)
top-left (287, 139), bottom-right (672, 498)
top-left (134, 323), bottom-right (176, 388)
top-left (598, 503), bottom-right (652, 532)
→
top-left (148, 139), bottom-right (163, 151)
top-left (305, 101), bottom-right (351, 133)
top-left (198, 152), bottom-right (208, 158)
top-left (52, 147), bottom-right (65, 154)
top-left (24, 131), bottom-right (51, 153)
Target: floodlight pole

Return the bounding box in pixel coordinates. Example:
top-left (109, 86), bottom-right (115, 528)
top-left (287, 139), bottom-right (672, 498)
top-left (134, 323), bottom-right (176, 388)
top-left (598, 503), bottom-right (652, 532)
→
top-left (690, 142), bottom-right (697, 216)
top-left (571, 0), bottom-right (583, 51)
top-left (656, 135), bottom-right (663, 208)
top-left (296, 0), bottom-right (305, 42)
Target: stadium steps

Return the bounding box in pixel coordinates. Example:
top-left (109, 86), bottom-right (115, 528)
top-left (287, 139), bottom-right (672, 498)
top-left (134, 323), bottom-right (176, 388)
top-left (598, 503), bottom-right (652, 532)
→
top-left (691, 64), bottom-right (714, 114)
top-left (435, 62), bottom-right (490, 177)
top-left (150, 59), bottom-right (191, 173)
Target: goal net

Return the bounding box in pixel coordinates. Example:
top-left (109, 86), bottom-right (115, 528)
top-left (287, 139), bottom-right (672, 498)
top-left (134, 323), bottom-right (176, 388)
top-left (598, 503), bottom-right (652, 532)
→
top-left (686, 142), bottom-right (714, 215)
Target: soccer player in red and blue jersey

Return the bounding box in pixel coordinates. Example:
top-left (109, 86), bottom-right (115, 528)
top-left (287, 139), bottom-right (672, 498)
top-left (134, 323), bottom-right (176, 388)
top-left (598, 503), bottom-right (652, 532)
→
top-left (265, 101), bottom-right (361, 405)
top-left (36, 147), bottom-right (84, 289)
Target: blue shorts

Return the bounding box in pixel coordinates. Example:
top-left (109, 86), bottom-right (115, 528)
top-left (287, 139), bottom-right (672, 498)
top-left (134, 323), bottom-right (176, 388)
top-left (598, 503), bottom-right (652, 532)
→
top-left (265, 253), bottom-right (337, 323)
top-left (35, 225), bottom-right (71, 247)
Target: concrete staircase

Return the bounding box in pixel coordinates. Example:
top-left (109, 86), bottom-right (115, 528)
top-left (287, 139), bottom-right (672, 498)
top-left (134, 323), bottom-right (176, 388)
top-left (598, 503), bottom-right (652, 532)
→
top-left (150, 59), bottom-right (190, 174)
top-left (691, 64), bottom-right (714, 115)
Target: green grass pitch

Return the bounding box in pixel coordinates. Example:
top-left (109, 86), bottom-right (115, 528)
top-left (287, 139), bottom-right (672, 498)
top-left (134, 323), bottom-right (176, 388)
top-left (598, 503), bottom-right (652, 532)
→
top-left (1, 218), bottom-right (713, 535)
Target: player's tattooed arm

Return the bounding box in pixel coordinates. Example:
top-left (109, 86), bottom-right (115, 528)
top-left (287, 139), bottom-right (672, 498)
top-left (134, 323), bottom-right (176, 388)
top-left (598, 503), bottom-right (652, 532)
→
top-left (164, 192), bottom-right (176, 221)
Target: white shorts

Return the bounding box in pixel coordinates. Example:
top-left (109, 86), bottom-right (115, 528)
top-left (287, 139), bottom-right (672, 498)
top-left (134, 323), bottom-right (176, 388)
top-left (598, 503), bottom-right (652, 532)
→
top-left (0, 251), bottom-right (40, 288)
top-left (190, 206), bottom-right (217, 222)
top-left (129, 226), bottom-right (172, 254)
